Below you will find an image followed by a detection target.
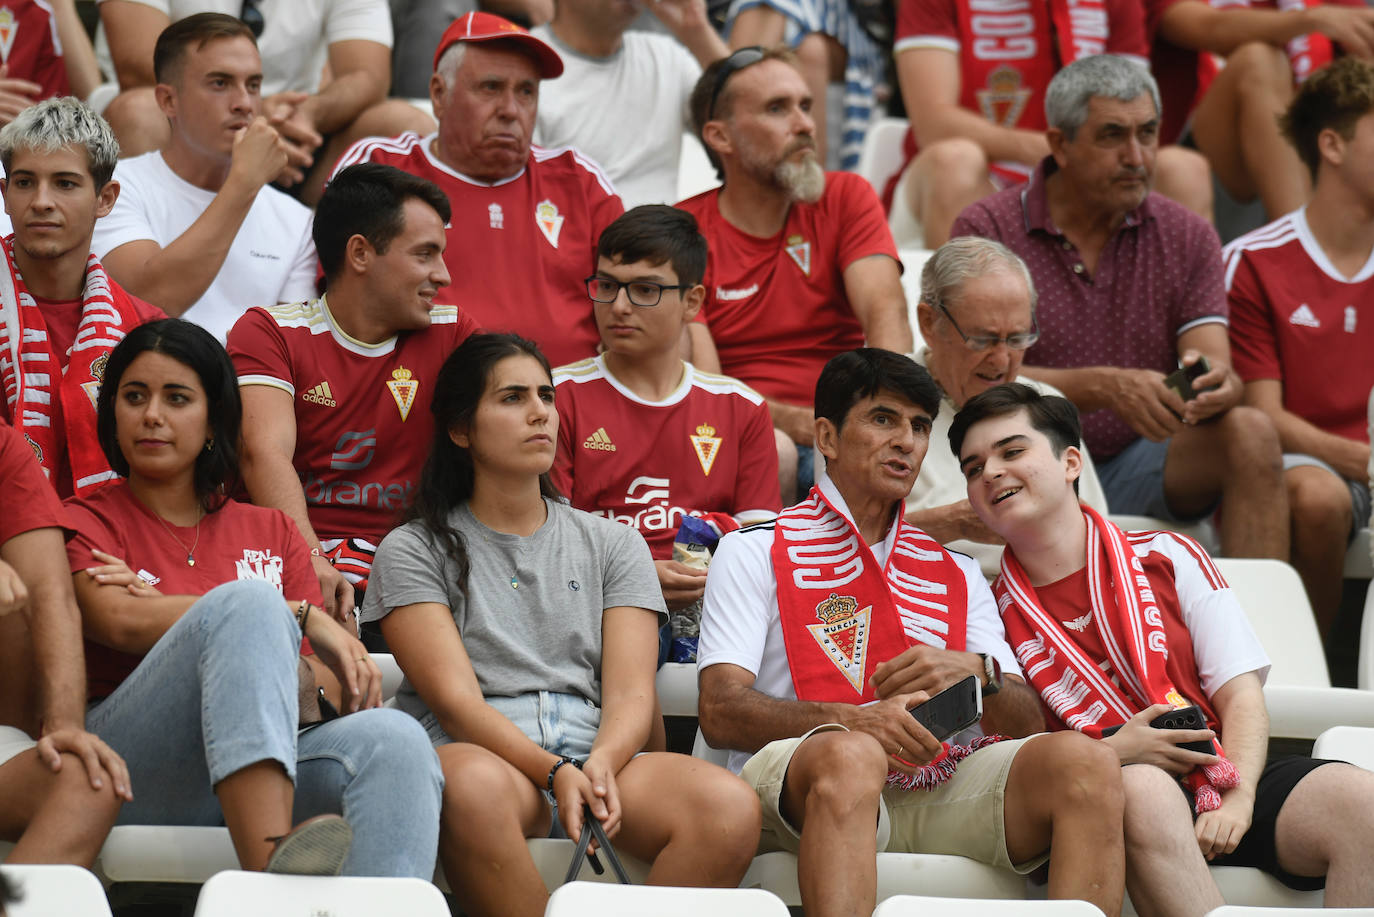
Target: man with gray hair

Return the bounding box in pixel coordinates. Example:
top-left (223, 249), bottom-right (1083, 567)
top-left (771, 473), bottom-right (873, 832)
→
top-left (0, 97), bottom-right (163, 499)
top-left (952, 54), bottom-right (1288, 563)
top-left (904, 236), bottom-right (1109, 576)
top-left (331, 11), bottom-right (623, 368)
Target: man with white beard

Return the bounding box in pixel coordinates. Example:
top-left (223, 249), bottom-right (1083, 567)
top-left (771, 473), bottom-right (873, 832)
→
top-left (677, 47), bottom-right (912, 500)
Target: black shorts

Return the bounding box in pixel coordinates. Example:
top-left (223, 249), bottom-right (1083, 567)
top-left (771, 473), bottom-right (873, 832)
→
top-left (1188, 755), bottom-right (1339, 890)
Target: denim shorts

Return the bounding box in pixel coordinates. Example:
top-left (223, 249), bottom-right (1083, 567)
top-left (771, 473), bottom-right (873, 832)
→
top-left (418, 690), bottom-right (601, 760)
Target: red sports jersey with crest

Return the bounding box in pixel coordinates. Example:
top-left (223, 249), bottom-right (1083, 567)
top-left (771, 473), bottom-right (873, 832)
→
top-left (0, 417), bottom-right (66, 542)
top-left (330, 132), bottom-right (624, 368)
top-left (675, 172), bottom-right (897, 407)
top-left (226, 296), bottom-right (478, 545)
top-left (65, 482), bottom-right (322, 700)
top-left (1223, 209), bottom-right (1374, 444)
top-left (551, 356), bottom-right (781, 559)
top-left (0, 2), bottom-right (70, 101)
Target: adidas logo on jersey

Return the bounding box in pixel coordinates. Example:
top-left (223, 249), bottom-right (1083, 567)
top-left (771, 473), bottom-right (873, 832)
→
top-left (303, 381), bottom-right (337, 407)
top-left (583, 427), bottom-right (616, 452)
top-left (1289, 304), bottom-right (1320, 328)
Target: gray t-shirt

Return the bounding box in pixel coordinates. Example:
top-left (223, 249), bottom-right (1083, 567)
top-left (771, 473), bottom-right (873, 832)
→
top-left (362, 499), bottom-right (666, 720)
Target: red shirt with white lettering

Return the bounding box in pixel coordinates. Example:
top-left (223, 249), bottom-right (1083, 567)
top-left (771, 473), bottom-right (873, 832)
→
top-left (1224, 208), bottom-right (1374, 444)
top-left (65, 482), bottom-right (322, 700)
top-left (551, 356), bottom-right (781, 559)
top-left (676, 172), bottom-right (897, 406)
top-left (330, 133), bottom-right (624, 368)
top-left (226, 296), bottom-right (478, 545)
top-left (0, 1), bottom-right (70, 100)
top-left (0, 418), bottom-right (66, 543)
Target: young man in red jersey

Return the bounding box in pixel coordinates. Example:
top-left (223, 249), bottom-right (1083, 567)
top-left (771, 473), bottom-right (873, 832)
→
top-left (229, 163), bottom-right (477, 622)
top-left (553, 205), bottom-right (781, 613)
top-left (1224, 57), bottom-right (1374, 637)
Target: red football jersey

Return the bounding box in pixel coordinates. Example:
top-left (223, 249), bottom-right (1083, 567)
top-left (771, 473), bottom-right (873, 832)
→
top-left (0, 2), bottom-right (69, 101)
top-left (65, 482), bottom-right (322, 700)
top-left (1224, 209), bottom-right (1374, 443)
top-left (551, 356), bottom-right (781, 559)
top-left (226, 297), bottom-right (478, 544)
top-left (0, 418), bottom-right (66, 543)
top-left (330, 133), bottom-right (624, 368)
top-left (676, 172), bottom-right (898, 407)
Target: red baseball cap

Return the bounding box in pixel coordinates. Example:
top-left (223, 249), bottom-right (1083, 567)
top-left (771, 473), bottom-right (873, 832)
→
top-left (432, 12), bottom-right (564, 79)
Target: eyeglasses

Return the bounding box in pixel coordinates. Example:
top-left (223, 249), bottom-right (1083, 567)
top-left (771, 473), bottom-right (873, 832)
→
top-left (585, 276), bottom-right (687, 307)
top-left (240, 0), bottom-right (264, 38)
top-left (707, 46), bottom-right (766, 120)
top-left (936, 303), bottom-right (1040, 351)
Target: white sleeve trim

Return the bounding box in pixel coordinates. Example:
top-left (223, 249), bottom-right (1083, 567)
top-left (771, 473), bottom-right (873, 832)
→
top-left (895, 35), bottom-right (960, 54)
top-left (237, 374), bottom-right (295, 397)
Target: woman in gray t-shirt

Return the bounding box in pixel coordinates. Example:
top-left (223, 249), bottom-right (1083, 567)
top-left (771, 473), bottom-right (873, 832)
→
top-left (363, 333), bottom-right (760, 917)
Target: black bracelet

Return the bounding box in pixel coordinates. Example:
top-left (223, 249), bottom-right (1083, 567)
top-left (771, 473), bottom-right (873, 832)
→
top-left (546, 755), bottom-right (581, 792)
top-left (296, 600), bottom-right (312, 633)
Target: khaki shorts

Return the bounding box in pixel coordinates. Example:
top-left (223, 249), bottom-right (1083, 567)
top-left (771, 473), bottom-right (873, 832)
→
top-left (0, 724), bottom-right (36, 769)
top-left (740, 724), bottom-right (1044, 873)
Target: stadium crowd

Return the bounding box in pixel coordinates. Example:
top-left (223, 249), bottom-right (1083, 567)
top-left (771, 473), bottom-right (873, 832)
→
top-left (1, 2), bottom-right (1374, 916)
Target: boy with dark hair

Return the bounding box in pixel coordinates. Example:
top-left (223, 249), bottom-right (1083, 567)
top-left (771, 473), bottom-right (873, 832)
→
top-left (553, 204), bottom-right (781, 613)
top-left (228, 164), bottom-right (477, 621)
top-left (955, 382), bottom-right (1374, 915)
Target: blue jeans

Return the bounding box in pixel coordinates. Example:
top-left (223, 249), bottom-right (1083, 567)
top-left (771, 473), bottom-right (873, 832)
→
top-left (87, 580), bottom-right (442, 878)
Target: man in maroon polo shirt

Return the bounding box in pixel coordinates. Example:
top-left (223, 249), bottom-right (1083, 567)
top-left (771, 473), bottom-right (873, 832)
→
top-left (952, 54), bottom-right (1288, 562)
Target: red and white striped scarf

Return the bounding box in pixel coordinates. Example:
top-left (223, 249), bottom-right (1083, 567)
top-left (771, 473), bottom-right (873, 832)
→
top-left (773, 482), bottom-right (1006, 790)
top-left (995, 506), bottom-right (1239, 812)
top-left (0, 236), bottom-right (143, 494)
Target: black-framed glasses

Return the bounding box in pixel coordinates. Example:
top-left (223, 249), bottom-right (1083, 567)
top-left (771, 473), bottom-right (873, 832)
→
top-left (707, 46), bottom-right (766, 120)
top-left (240, 0), bottom-right (265, 38)
top-left (935, 302), bottom-right (1039, 351)
top-left (584, 276), bottom-right (687, 307)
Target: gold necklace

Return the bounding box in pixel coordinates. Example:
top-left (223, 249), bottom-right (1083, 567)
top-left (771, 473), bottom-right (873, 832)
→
top-left (154, 510), bottom-right (203, 567)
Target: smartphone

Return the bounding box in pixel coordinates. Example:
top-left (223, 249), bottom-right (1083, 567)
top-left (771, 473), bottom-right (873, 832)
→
top-left (910, 674), bottom-right (982, 742)
top-left (1163, 356), bottom-right (1212, 402)
top-left (1101, 704), bottom-right (1215, 755)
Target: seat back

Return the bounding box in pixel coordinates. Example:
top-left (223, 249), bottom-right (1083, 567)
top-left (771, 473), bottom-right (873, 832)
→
top-left (855, 118), bottom-right (911, 197)
top-left (544, 881), bottom-right (789, 916)
top-left (1313, 725), bottom-right (1374, 770)
top-left (677, 134), bottom-right (721, 202)
top-left (1213, 558), bottom-right (1330, 687)
top-left (873, 894), bottom-right (1105, 916)
top-left (371, 652), bottom-right (403, 702)
top-left (898, 247), bottom-right (933, 354)
top-left (192, 871), bottom-right (448, 917)
top-left (1362, 579), bottom-right (1374, 690)
top-left (1, 864), bottom-right (112, 917)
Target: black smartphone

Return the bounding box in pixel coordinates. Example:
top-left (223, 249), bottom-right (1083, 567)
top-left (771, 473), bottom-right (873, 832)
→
top-left (1163, 356), bottom-right (1212, 402)
top-left (909, 674), bottom-right (982, 742)
top-left (1101, 704), bottom-right (1215, 755)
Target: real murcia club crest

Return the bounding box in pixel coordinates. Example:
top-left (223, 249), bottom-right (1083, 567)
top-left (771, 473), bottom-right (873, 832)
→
top-left (386, 367), bottom-right (418, 421)
top-left (0, 9), bottom-right (17, 65)
top-left (784, 234), bottom-right (811, 276)
top-left (806, 593), bottom-right (872, 694)
top-left (82, 352), bottom-right (109, 410)
top-left (535, 199), bottom-right (564, 249)
top-left (976, 65), bottom-right (1032, 128)
top-left (689, 423), bottom-right (722, 476)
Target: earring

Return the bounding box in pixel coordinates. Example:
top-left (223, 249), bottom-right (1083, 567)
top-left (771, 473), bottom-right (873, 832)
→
top-left (204, 438), bottom-right (214, 452)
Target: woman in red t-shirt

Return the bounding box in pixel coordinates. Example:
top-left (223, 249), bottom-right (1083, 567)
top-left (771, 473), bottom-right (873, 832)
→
top-left (65, 318), bottom-right (441, 876)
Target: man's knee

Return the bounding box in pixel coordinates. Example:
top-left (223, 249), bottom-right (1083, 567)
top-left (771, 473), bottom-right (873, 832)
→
top-left (1024, 732), bottom-right (1123, 815)
top-left (103, 88), bottom-right (168, 156)
top-left (1226, 42), bottom-right (1294, 89)
top-left (1286, 467), bottom-right (1352, 540)
top-left (789, 730), bottom-right (888, 811)
top-left (911, 139), bottom-right (991, 199)
top-left (1214, 406), bottom-right (1282, 472)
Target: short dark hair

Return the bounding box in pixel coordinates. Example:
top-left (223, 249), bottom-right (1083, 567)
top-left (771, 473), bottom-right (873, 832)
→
top-left (596, 205), bottom-right (707, 287)
top-left (153, 12), bottom-right (257, 85)
top-left (96, 318), bottom-right (242, 510)
top-left (314, 163), bottom-right (452, 282)
top-left (1281, 57), bottom-right (1374, 181)
top-left (814, 349), bottom-right (941, 433)
top-left (948, 383), bottom-right (1082, 493)
top-left (689, 45), bottom-right (798, 180)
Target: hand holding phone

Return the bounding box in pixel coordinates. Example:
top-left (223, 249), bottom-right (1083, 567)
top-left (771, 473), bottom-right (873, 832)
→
top-left (1163, 356), bottom-right (1213, 402)
top-left (1102, 704), bottom-right (1216, 755)
top-left (909, 674), bottom-right (983, 743)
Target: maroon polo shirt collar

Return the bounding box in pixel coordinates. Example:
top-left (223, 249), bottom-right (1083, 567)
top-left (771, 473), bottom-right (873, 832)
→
top-left (1020, 156), bottom-right (1155, 237)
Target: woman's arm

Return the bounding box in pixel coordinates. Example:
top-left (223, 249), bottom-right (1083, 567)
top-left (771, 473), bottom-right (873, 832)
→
top-left (381, 601), bottom-right (565, 788)
top-left (587, 605), bottom-right (661, 774)
top-left (72, 571), bottom-right (196, 655)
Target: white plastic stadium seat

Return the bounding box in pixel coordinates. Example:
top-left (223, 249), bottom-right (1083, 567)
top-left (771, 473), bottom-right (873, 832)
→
top-left (741, 851), bottom-right (1025, 907)
top-left (371, 652), bottom-right (403, 703)
top-left (677, 134), bottom-right (721, 202)
top-left (192, 871), bottom-right (448, 917)
top-left (1215, 558), bottom-right (1374, 740)
top-left (1206, 907), bottom-right (1370, 917)
top-left (1346, 527), bottom-right (1372, 579)
top-left (1108, 514), bottom-right (1220, 556)
top-left (544, 880), bottom-right (788, 916)
top-left (898, 247), bottom-right (934, 355)
top-left (96, 825), bottom-right (237, 884)
top-left (1362, 579), bottom-right (1374, 690)
top-left (856, 118), bottom-right (911, 198)
top-left (874, 894), bottom-right (1104, 917)
top-left (0, 864), bottom-right (112, 917)
top-left (656, 663), bottom-right (697, 718)
top-left (1313, 725), bottom-right (1374, 770)
top-left (888, 167), bottom-right (926, 249)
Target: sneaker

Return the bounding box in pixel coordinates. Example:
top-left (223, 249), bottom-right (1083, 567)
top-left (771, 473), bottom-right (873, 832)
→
top-left (264, 814), bottom-right (353, 876)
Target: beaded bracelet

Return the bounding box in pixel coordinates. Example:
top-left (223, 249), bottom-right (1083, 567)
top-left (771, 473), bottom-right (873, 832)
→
top-left (546, 755), bottom-right (582, 792)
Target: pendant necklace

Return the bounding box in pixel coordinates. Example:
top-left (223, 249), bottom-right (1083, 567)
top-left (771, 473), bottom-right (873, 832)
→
top-left (155, 510), bottom-right (203, 567)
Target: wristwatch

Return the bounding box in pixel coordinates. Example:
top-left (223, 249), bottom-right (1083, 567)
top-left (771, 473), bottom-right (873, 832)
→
top-left (978, 653), bottom-right (1002, 697)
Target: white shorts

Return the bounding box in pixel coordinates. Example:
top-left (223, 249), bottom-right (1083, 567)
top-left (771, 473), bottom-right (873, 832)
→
top-left (0, 725), bottom-right (36, 769)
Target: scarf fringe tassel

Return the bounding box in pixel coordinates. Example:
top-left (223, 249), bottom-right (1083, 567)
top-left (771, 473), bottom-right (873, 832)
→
top-left (885, 734), bottom-right (1008, 792)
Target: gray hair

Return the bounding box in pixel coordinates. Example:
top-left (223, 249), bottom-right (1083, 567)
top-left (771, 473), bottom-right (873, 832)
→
top-left (0, 97), bottom-right (120, 187)
top-left (920, 236), bottom-right (1037, 315)
top-left (435, 41), bottom-right (467, 89)
top-left (1044, 55), bottom-right (1160, 140)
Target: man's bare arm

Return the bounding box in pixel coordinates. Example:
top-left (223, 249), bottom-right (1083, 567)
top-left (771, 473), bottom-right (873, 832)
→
top-left (1195, 672), bottom-right (1269, 858)
top-left (648, 0), bottom-right (729, 67)
top-left (904, 500), bottom-right (1003, 545)
top-left (4, 528), bottom-right (85, 731)
top-left (1160, 0), bottom-right (1374, 58)
top-left (844, 254), bottom-right (913, 355)
top-left (53, 0), bottom-right (101, 99)
top-left (1244, 379), bottom-right (1369, 481)
top-left (99, 0), bottom-right (170, 90)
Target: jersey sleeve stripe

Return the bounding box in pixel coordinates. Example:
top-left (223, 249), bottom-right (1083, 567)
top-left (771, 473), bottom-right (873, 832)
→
top-left (1176, 315), bottom-right (1226, 336)
top-left (238, 374), bottom-right (295, 396)
top-left (894, 36), bottom-right (959, 53)
top-left (331, 131), bottom-right (426, 177)
top-left (531, 144), bottom-right (619, 197)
